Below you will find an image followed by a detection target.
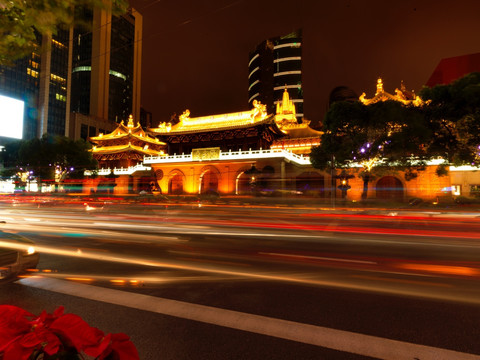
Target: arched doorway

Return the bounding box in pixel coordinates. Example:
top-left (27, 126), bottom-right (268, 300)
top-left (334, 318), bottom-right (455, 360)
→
top-left (376, 176), bottom-right (404, 201)
top-left (169, 173), bottom-right (184, 195)
top-left (296, 171), bottom-right (325, 196)
top-left (199, 170), bottom-right (219, 194)
top-left (236, 171), bottom-right (251, 195)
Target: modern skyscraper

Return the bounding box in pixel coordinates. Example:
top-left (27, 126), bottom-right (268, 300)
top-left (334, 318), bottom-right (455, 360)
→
top-left (71, 6), bottom-right (142, 131)
top-left (38, 29), bottom-right (72, 138)
top-left (0, 5), bottom-right (142, 142)
top-left (0, 29), bottom-right (70, 140)
top-left (0, 43), bottom-right (40, 140)
top-left (248, 30), bottom-right (303, 122)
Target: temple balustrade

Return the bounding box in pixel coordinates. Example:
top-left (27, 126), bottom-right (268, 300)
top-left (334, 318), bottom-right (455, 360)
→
top-left (143, 148), bottom-right (311, 166)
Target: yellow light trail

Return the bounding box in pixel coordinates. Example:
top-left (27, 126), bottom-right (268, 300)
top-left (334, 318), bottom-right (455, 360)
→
top-left (395, 263), bottom-right (480, 277)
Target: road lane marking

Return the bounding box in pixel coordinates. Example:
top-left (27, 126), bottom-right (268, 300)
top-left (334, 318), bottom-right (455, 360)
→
top-left (19, 276), bottom-right (479, 360)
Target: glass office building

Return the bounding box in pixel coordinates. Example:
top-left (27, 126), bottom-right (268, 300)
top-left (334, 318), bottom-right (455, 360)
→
top-left (0, 7), bottom-right (141, 141)
top-left (0, 49), bottom-right (40, 140)
top-left (0, 28), bottom-right (70, 139)
top-left (45, 29), bottom-right (70, 136)
top-left (71, 8), bottom-right (139, 125)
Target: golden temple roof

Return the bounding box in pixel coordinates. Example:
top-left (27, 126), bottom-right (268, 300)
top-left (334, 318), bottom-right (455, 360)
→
top-left (90, 115), bottom-right (165, 146)
top-left (274, 88), bottom-right (322, 139)
top-left (91, 143), bottom-right (164, 157)
top-left (359, 78), bottom-right (428, 106)
top-left (280, 123), bottom-right (323, 139)
top-left (148, 101), bottom-right (274, 135)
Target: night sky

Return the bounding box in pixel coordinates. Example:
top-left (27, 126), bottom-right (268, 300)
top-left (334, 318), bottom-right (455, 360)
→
top-left (128, 0), bottom-right (480, 128)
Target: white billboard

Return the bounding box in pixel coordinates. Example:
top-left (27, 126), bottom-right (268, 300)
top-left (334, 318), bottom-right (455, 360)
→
top-left (0, 94), bottom-right (24, 139)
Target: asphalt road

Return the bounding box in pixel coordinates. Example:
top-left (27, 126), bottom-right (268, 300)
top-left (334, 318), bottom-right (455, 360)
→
top-left (1, 201), bottom-right (480, 359)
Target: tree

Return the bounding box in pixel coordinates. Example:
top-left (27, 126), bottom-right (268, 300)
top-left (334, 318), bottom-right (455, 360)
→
top-left (420, 72), bottom-right (480, 173)
top-left (310, 100), bottom-right (432, 199)
top-left (0, 135), bottom-right (97, 190)
top-left (0, 0), bottom-right (129, 65)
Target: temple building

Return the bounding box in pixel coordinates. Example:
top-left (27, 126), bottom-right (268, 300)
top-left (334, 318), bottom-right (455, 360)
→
top-left (83, 81), bottom-right (479, 201)
top-left (359, 78), bottom-right (427, 106)
top-left (271, 89), bottom-right (322, 155)
top-left (340, 78), bottom-right (480, 201)
top-left (142, 89), bottom-right (325, 196)
top-left (87, 114), bottom-right (166, 193)
top-left (90, 114), bottom-right (166, 168)
top-left (148, 100), bottom-right (284, 154)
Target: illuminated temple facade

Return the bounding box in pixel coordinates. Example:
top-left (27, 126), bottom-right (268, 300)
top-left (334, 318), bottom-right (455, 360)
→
top-left (86, 90), bottom-right (326, 196)
top-left (90, 115), bottom-right (166, 168)
top-left (85, 82), bottom-right (480, 200)
top-left (144, 89), bottom-right (323, 195)
top-left (87, 115), bottom-right (166, 193)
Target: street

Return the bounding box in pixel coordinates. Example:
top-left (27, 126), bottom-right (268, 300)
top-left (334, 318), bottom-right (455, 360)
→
top-left (1, 200), bottom-right (480, 359)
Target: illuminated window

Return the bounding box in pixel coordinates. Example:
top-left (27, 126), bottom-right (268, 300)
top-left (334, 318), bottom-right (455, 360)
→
top-left (52, 39), bottom-right (66, 49)
top-left (51, 74), bottom-right (66, 84)
top-left (248, 67), bottom-right (260, 79)
top-left (274, 85), bottom-right (302, 91)
top-left (273, 57), bottom-right (302, 63)
top-left (109, 70), bottom-right (127, 81)
top-left (248, 54), bottom-right (260, 68)
top-left (274, 42), bottom-right (301, 50)
top-left (451, 185), bottom-right (461, 196)
top-left (72, 66), bottom-right (92, 73)
top-left (27, 68), bottom-right (39, 78)
top-left (248, 80), bottom-right (260, 91)
top-left (55, 93), bottom-right (66, 102)
top-left (274, 70), bottom-right (302, 77)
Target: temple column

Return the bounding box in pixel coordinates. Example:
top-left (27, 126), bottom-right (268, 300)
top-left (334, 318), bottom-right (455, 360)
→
top-left (223, 166), bottom-right (230, 194)
top-left (190, 167), bottom-right (196, 194)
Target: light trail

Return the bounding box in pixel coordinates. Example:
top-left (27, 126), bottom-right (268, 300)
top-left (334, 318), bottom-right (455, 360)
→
top-left (395, 263), bottom-right (480, 277)
top-left (259, 252), bottom-right (377, 264)
top-left (26, 271), bottom-right (236, 285)
top-left (4, 240), bottom-right (479, 305)
top-left (12, 210), bottom-right (480, 241)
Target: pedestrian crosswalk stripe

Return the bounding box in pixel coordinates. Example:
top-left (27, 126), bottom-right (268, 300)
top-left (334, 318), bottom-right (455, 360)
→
top-left (19, 276), bottom-right (479, 360)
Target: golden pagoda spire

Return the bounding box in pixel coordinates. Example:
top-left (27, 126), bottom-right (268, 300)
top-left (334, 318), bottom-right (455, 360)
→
top-left (375, 78), bottom-right (384, 95)
top-left (274, 87), bottom-right (300, 131)
top-left (276, 87), bottom-right (296, 117)
top-left (127, 114), bottom-right (135, 128)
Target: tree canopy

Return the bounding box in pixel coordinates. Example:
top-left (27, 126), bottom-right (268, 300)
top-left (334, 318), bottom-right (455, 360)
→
top-left (0, 134), bottom-right (97, 183)
top-left (310, 99), bottom-right (432, 198)
top-left (419, 72), bottom-right (480, 168)
top-left (310, 72), bottom-right (480, 199)
top-left (0, 0), bottom-right (129, 65)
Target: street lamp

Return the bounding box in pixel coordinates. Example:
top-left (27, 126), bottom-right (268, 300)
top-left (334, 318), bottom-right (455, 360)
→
top-left (244, 163), bottom-right (261, 193)
top-left (336, 170), bottom-right (353, 199)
